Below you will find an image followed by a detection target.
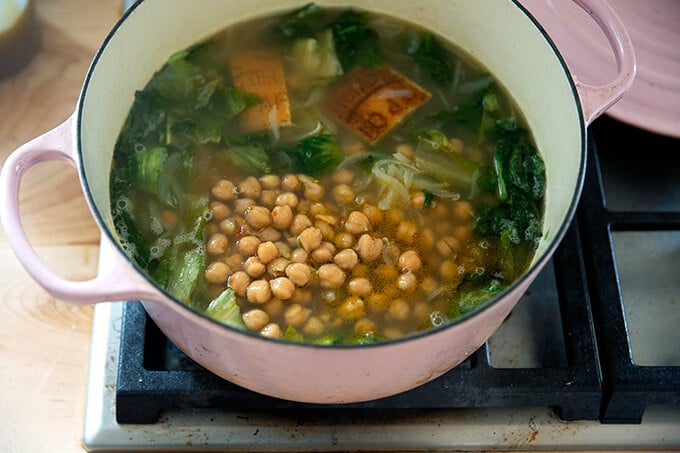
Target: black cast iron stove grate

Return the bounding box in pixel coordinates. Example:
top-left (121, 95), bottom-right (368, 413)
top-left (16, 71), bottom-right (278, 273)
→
top-left (115, 117), bottom-right (680, 425)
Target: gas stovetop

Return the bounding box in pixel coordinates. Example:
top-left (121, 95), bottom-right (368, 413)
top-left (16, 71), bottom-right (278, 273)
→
top-left (82, 117), bottom-right (680, 451)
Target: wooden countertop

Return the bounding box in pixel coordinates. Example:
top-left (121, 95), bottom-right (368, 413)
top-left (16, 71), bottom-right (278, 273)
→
top-left (0, 1), bottom-right (119, 450)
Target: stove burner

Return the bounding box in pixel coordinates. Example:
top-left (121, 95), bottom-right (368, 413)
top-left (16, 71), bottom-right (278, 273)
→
top-left (114, 117), bottom-right (680, 425)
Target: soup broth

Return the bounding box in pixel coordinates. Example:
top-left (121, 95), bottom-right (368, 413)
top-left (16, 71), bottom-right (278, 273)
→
top-left (110, 4), bottom-right (546, 344)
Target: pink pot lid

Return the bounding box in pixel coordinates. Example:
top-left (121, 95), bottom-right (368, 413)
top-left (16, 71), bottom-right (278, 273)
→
top-left (519, 0), bottom-right (680, 138)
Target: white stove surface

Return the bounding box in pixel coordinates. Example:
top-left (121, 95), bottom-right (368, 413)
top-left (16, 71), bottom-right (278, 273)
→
top-left (82, 302), bottom-right (680, 452)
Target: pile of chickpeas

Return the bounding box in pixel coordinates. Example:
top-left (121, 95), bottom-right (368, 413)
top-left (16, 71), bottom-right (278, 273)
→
top-left (202, 166), bottom-right (488, 342)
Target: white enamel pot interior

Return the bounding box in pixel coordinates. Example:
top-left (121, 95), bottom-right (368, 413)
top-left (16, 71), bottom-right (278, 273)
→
top-left (1, 0), bottom-right (635, 403)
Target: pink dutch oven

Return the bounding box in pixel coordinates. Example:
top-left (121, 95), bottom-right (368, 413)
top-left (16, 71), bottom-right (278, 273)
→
top-left (0, 0), bottom-right (635, 403)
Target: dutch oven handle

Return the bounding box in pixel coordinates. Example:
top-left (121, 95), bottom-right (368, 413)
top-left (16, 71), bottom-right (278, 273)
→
top-left (571, 0), bottom-right (637, 124)
top-left (0, 115), bottom-right (166, 305)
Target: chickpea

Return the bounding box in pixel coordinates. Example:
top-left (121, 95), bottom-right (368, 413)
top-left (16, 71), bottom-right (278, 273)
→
top-left (304, 181), bottom-right (324, 201)
top-left (366, 292), bottom-right (390, 313)
top-left (318, 263), bottom-right (346, 289)
top-left (356, 234), bottom-right (383, 262)
top-left (383, 284), bottom-right (400, 298)
top-left (348, 277), bottom-right (372, 297)
top-left (362, 204), bottom-right (383, 226)
top-left (206, 233), bottom-right (229, 255)
top-left (257, 241), bottom-right (279, 264)
top-left (311, 241), bottom-right (336, 264)
top-left (205, 223), bottom-right (219, 237)
top-left (414, 301), bottom-right (431, 320)
top-left (398, 250), bottom-right (422, 273)
top-left (291, 288), bottom-right (313, 305)
top-left (440, 260), bottom-right (461, 282)
top-left (444, 236), bottom-right (462, 254)
top-left (396, 220), bottom-right (418, 244)
top-left (345, 211), bottom-right (371, 235)
top-left (436, 239), bottom-right (455, 258)
top-left (315, 214), bottom-right (337, 226)
top-left (289, 214), bottom-right (313, 235)
top-left (332, 168), bottom-right (354, 185)
top-left (332, 184), bottom-right (355, 203)
top-left (224, 254), bottom-right (243, 271)
top-left (334, 232), bottom-right (354, 249)
top-left (242, 309), bottom-right (269, 331)
top-left (385, 208), bottom-right (404, 226)
top-left (421, 228), bottom-right (436, 250)
top-left (259, 174), bottom-right (280, 189)
top-left (211, 179), bottom-right (236, 201)
top-left (314, 220), bottom-right (335, 241)
top-left (375, 263), bottom-right (398, 281)
top-left (246, 279), bottom-right (272, 304)
top-left (352, 263), bottom-right (369, 278)
top-left (411, 191), bottom-right (426, 209)
top-left (290, 248), bottom-right (309, 263)
top-left (453, 224), bottom-right (472, 243)
top-left (449, 137), bottom-right (465, 154)
top-left (234, 198), bottom-right (255, 215)
top-left (397, 272), bottom-right (418, 292)
top-left (271, 205), bottom-right (293, 230)
top-left (298, 227), bottom-right (323, 252)
top-left (383, 328), bottom-right (404, 340)
top-left (338, 296), bottom-right (366, 320)
top-left (276, 191), bottom-right (299, 209)
top-left (303, 316), bottom-right (325, 336)
top-left (309, 202), bottom-right (327, 217)
top-left (354, 318), bottom-right (377, 336)
top-left (452, 200), bottom-right (474, 221)
top-left (285, 303), bottom-right (312, 327)
top-left (239, 176), bottom-right (262, 199)
top-left (243, 256), bottom-right (266, 278)
top-left (245, 206), bottom-right (272, 230)
top-left (205, 262), bottom-right (230, 284)
top-left (388, 299), bottom-right (410, 321)
top-left (420, 276), bottom-right (439, 293)
top-left (281, 174), bottom-right (301, 191)
top-left (237, 235), bottom-right (260, 256)
top-left (228, 271), bottom-right (251, 297)
top-left (259, 189), bottom-right (279, 208)
top-left (267, 257), bottom-right (290, 277)
top-left (260, 323), bottom-right (283, 338)
top-left (263, 298), bottom-right (284, 317)
top-left (220, 217), bottom-right (244, 236)
top-left (296, 200), bottom-right (311, 215)
top-left (162, 210), bottom-right (179, 227)
top-left (343, 141), bottom-right (364, 155)
top-left (209, 201), bottom-right (231, 221)
top-left (259, 226), bottom-right (282, 242)
top-left (285, 262), bottom-right (313, 287)
top-left (269, 277), bottom-right (296, 300)
top-left (333, 249), bottom-right (359, 270)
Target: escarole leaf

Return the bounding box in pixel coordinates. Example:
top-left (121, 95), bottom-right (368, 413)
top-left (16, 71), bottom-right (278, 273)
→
top-left (273, 2), bottom-right (326, 40)
top-left (205, 288), bottom-right (246, 329)
top-left (330, 9), bottom-right (384, 70)
top-left (152, 196), bottom-right (209, 303)
top-left (275, 134), bottom-right (343, 177)
top-left (448, 279), bottom-right (505, 318)
top-left (406, 32), bottom-right (453, 86)
top-left (412, 130), bottom-right (481, 196)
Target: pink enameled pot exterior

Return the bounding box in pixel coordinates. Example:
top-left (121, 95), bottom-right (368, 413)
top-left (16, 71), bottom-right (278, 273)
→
top-left (0, 0), bottom-right (634, 403)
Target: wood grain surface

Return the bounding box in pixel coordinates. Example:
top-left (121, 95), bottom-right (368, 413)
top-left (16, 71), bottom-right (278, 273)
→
top-left (0, 1), bottom-right (119, 451)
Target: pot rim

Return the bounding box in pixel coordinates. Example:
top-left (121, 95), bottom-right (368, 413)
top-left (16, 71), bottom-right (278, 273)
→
top-left (76, 0), bottom-right (586, 349)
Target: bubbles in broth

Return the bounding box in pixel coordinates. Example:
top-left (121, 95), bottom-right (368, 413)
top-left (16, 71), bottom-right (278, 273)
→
top-left (110, 4), bottom-right (546, 344)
